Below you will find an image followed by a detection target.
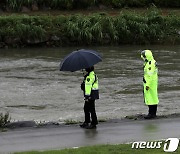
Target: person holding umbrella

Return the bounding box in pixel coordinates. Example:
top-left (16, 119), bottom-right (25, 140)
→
top-left (80, 66), bottom-right (99, 129)
top-left (140, 50), bottom-right (159, 119)
top-left (60, 49), bottom-right (102, 129)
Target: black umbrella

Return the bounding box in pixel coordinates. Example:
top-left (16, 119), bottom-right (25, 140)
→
top-left (60, 49), bottom-right (102, 72)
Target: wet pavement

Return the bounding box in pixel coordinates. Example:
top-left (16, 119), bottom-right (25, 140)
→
top-left (0, 117), bottom-right (180, 153)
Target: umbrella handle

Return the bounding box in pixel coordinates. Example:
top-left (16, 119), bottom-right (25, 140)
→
top-left (82, 69), bottom-right (85, 76)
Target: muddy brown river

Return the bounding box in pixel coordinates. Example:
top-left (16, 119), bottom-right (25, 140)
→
top-left (0, 46), bottom-right (179, 122)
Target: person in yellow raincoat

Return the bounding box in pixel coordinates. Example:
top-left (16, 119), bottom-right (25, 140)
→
top-left (141, 50), bottom-right (159, 119)
top-left (80, 66), bottom-right (99, 129)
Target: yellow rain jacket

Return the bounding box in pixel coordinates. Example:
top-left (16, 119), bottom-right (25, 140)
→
top-left (85, 71), bottom-right (99, 100)
top-left (142, 50), bottom-right (159, 105)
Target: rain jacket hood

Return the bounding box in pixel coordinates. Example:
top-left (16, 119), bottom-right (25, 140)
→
top-left (141, 50), bottom-right (154, 62)
top-left (145, 50), bottom-right (154, 61)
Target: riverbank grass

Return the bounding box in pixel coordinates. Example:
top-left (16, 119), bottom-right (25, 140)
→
top-left (0, 7), bottom-right (179, 48)
top-left (15, 142), bottom-right (180, 154)
top-left (0, 112), bottom-right (10, 128)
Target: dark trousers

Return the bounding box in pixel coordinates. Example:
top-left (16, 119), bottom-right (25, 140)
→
top-left (84, 99), bottom-right (98, 125)
top-left (148, 105), bottom-right (157, 116)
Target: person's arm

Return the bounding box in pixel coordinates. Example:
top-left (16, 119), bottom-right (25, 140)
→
top-left (145, 63), bottom-right (155, 90)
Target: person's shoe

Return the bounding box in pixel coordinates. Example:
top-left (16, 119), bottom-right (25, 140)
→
top-left (85, 124), bottom-right (96, 129)
top-left (144, 114), bottom-right (156, 119)
top-left (80, 122), bottom-right (89, 128)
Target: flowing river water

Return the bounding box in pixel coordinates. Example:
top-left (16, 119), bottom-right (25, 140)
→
top-left (0, 46), bottom-right (179, 122)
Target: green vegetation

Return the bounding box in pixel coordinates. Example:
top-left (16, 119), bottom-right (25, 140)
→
top-left (0, 112), bottom-right (10, 128)
top-left (0, 0), bottom-right (179, 12)
top-left (98, 118), bottom-right (107, 122)
top-left (64, 118), bottom-right (107, 125)
top-left (15, 142), bottom-right (180, 154)
top-left (64, 119), bottom-right (80, 125)
top-left (0, 7), bottom-right (179, 48)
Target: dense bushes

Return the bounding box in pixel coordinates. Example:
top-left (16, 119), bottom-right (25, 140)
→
top-left (0, 8), bottom-right (179, 48)
top-left (0, 0), bottom-right (179, 12)
top-left (0, 113), bottom-right (10, 128)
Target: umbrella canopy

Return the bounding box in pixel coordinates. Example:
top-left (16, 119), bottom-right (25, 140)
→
top-left (60, 49), bottom-right (102, 72)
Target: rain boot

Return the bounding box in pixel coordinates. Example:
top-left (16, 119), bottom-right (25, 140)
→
top-left (144, 105), bottom-right (156, 119)
top-left (80, 122), bottom-right (89, 128)
top-left (85, 124), bottom-right (96, 129)
top-left (152, 105), bottom-right (157, 118)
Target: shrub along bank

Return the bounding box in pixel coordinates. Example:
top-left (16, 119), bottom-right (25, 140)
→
top-left (0, 8), bottom-right (180, 48)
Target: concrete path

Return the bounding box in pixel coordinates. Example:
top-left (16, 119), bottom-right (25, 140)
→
top-left (0, 117), bottom-right (180, 153)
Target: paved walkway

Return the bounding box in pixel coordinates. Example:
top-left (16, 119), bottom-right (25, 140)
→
top-left (0, 117), bottom-right (180, 153)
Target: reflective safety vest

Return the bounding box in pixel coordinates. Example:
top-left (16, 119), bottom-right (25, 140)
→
top-left (143, 52), bottom-right (159, 105)
top-left (85, 71), bottom-right (99, 100)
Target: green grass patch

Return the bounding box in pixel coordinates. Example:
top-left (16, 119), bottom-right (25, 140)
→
top-left (15, 142), bottom-right (180, 154)
top-left (64, 118), bottom-right (107, 125)
top-left (64, 119), bottom-right (80, 125)
top-left (98, 118), bottom-right (108, 122)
